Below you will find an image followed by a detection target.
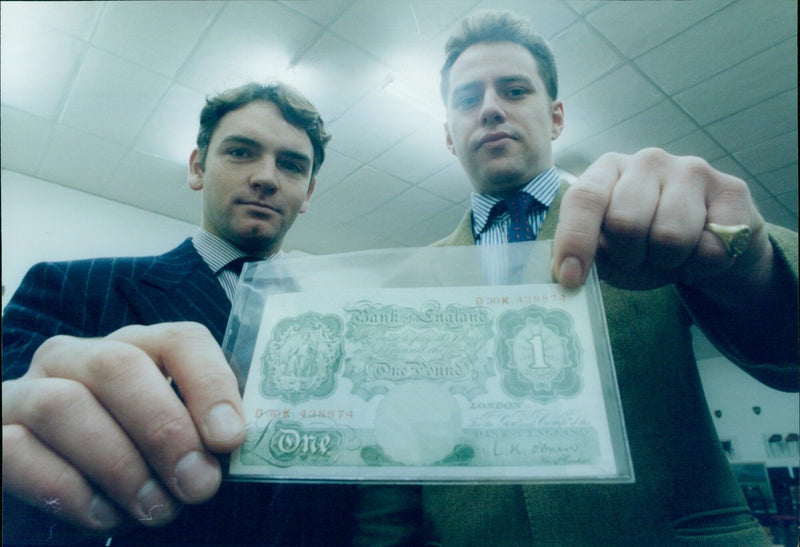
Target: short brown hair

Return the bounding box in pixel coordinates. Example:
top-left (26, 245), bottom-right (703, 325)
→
top-left (196, 81), bottom-right (331, 177)
top-left (440, 10), bottom-right (558, 104)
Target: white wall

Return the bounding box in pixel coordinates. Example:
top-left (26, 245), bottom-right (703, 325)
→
top-left (1, 169), bottom-right (198, 309)
top-left (697, 356), bottom-right (799, 468)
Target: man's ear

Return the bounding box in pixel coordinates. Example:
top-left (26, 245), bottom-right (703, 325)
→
top-left (188, 148), bottom-right (204, 191)
top-left (551, 101), bottom-right (564, 141)
top-left (445, 122), bottom-right (457, 156)
top-left (299, 178), bottom-right (316, 214)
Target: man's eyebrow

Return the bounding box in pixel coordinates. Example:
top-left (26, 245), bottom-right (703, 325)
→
top-left (218, 135), bottom-right (262, 149)
top-left (495, 75), bottom-right (535, 87)
top-left (279, 149), bottom-right (312, 167)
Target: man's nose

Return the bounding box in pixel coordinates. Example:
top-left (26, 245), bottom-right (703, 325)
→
top-left (480, 90), bottom-right (506, 126)
top-left (249, 158), bottom-right (279, 192)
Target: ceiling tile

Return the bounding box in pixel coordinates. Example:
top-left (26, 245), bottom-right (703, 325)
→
top-left (662, 130), bottom-right (726, 163)
top-left (550, 20), bottom-right (624, 96)
top-left (417, 161), bottom-right (472, 204)
top-left (555, 64), bottom-right (664, 149)
top-left (290, 32), bottom-right (388, 123)
top-left (60, 47), bottom-right (171, 146)
top-left (310, 166), bottom-right (410, 224)
top-left (393, 204), bottom-right (467, 246)
top-left (0, 16), bottom-right (85, 120)
top-left (757, 163), bottom-right (799, 197)
top-left (175, 1), bottom-right (322, 94)
top-left (705, 89), bottom-right (798, 153)
top-left (279, 0), bottom-right (355, 26)
top-left (745, 180), bottom-right (772, 203)
top-left (103, 152), bottom-right (187, 212)
top-left (134, 84), bottom-right (207, 165)
top-left (331, 0), bottom-right (472, 62)
top-left (566, 0), bottom-right (603, 16)
top-left (708, 155), bottom-right (751, 184)
top-left (37, 125), bottom-right (126, 193)
top-left (473, 0), bottom-right (577, 40)
top-left (558, 100), bottom-right (696, 174)
top-left (92, 1), bottom-right (224, 76)
top-left (757, 197), bottom-right (797, 230)
top-left (327, 89), bottom-right (429, 162)
top-left (734, 131), bottom-right (798, 177)
top-left (0, 106), bottom-right (55, 174)
top-left (358, 186), bottom-right (453, 236)
top-left (370, 117), bottom-right (454, 184)
top-left (635, 0), bottom-right (798, 94)
top-left (313, 150), bottom-right (362, 197)
top-left (776, 188), bottom-right (798, 215)
top-left (1, 1), bottom-right (102, 39)
top-left (674, 38), bottom-right (797, 126)
top-left (587, 0), bottom-right (733, 58)
top-left (286, 213), bottom-right (391, 254)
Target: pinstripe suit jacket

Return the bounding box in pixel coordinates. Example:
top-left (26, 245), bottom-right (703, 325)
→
top-left (2, 238), bottom-right (355, 546)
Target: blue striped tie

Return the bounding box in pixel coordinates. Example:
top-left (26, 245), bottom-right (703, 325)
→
top-left (505, 191), bottom-right (536, 242)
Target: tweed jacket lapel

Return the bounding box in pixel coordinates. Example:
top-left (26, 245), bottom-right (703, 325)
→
top-left (117, 239), bottom-right (232, 343)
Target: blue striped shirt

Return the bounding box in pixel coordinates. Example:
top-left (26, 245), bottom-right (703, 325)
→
top-left (191, 229), bottom-right (282, 302)
top-left (471, 167), bottom-right (561, 244)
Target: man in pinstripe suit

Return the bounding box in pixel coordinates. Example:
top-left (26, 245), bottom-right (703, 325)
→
top-left (2, 82), bottom-right (357, 545)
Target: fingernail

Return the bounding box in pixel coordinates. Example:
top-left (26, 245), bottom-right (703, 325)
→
top-left (87, 495), bottom-right (122, 529)
top-left (203, 403), bottom-right (245, 443)
top-left (173, 451), bottom-right (221, 502)
top-left (559, 256), bottom-right (583, 287)
top-left (136, 480), bottom-right (175, 523)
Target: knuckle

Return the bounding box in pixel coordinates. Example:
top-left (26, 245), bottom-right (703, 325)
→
top-left (678, 155), bottom-right (716, 185)
top-left (167, 321), bottom-right (213, 342)
top-left (29, 381), bottom-right (91, 429)
top-left (187, 366), bottom-right (236, 394)
top-left (565, 184), bottom-right (607, 216)
top-left (83, 344), bottom-right (144, 384)
top-left (636, 147), bottom-right (672, 167)
top-left (144, 411), bottom-right (194, 449)
top-left (30, 335), bottom-right (75, 372)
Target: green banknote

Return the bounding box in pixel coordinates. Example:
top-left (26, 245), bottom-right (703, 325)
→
top-left (229, 281), bottom-right (630, 483)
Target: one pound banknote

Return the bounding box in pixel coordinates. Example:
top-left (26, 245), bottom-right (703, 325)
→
top-left (228, 252), bottom-right (632, 483)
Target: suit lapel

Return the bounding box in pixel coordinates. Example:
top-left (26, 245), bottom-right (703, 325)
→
top-left (117, 239), bottom-right (232, 343)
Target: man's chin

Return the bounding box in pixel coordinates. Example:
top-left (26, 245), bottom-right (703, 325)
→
top-left (475, 168), bottom-right (529, 195)
top-left (232, 225), bottom-right (285, 254)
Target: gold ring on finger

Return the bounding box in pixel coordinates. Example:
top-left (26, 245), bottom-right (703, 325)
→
top-left (705, 223), bottom-right (751, 258)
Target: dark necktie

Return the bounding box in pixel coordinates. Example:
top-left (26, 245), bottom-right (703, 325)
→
top-left (504, 191), bottom-right (536, 242)
top-left (226, 256), bottom-right (261, 276)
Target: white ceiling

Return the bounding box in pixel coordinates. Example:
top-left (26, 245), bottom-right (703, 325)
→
top-left (1, 0), bottom-right (797, 255)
